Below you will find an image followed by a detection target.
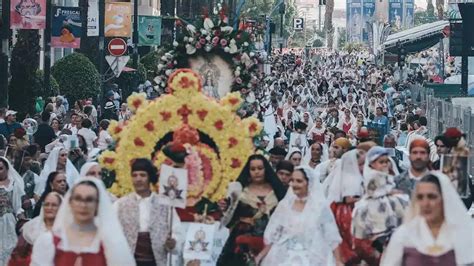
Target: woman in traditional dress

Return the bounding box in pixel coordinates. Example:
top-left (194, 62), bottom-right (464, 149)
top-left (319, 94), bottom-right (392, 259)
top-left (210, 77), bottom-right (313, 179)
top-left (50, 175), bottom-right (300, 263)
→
top-left (33, 171), bottom-right (68, 217)
top-left (285, 148), bottom-right (302, 167)
top-left (255, 166), bottom-right (342, 266)
top-left (325, 149), bottom-right (379, 265)
top-left (37, 147), bottom-right (80, 195)
top-left (352, 147), bottom-right (409, 254)
top-left (0, 157), bottom-right (25, 266)
top-left (382, 172), bottom-right (474, 265)
top-left (308, 117), bottom-right (327, 144)
top-left (31, 177), bottom-right (135, 266)
top-left (337, 108), bottom-right (356, 134)
top-left (218, 154), bottom-right (287, 266)
top-left (8, 192), bottom-right (62, 266)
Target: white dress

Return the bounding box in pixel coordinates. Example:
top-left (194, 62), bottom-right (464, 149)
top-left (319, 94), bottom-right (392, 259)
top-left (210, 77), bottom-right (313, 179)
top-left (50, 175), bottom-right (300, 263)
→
top-left (261, 203), bottom-right (341, 266)
top-left (0, 179), bottom-right (24, 266)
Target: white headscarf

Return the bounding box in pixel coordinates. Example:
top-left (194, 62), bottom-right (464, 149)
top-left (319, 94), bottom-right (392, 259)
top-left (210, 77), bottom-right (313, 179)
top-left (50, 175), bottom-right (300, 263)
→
top-left (383, 171), bottom-right (474, 265)
top-left (37, 147), bottom-right (80, 195)
top-left (325, 149), bottom-right (364, 202)
top-left (0, 156), bottom-right (25, 192)
top-left (80, 162), bottom-right (100, 177)
top-left (22, 192), bottom-right (63, 245)
top-left (53, 177), bottom-right (135, 265)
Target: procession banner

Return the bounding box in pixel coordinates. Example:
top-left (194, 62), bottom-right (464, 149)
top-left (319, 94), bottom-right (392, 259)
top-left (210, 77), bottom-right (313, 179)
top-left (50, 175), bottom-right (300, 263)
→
top-left (105, 2), bottom-right (132, 37)
top-left (388, 0), bottom-right (403, 31)
top-left (183, 223), bottom-right (216, 261)
top-left (347, 0), bottom-right (363, 43)
top-left (51, 7), bottom-right (81, 48)
top-left (362, 0), bottom-right (375, 42)
top-left (87, 0), bottom-right (99, 36)
top-left (10, 0), bottom-right (46, 29)
top-left (158, 164), bottom-right (188, 208)
top-left (404, 0), bottom-right (414, 29)
top-left (138, 16), bottom-right (162, 46)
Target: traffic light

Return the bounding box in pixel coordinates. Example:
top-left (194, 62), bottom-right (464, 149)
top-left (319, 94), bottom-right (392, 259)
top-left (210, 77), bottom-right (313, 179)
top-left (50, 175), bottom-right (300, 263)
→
top-left (398, 47), bottom-right (406, 68)
top-left (279, 3), bottom-right (286, 14)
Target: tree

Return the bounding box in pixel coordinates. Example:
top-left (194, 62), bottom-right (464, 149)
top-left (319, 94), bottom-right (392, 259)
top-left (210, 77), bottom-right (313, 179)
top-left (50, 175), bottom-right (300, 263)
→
top-left (33, 70), bottom-right (60, 98)
top-left (8, 30), bottom-right (40, 117)
top-left (427, 0), bottom-right (435, 17)
top-left (52, 53), bottom-right (101, 103)
top-left (324, 0), bottom-right (335, 50)
top-left (414, 10), bottom-right (437, 26)
top-left (115, 62), bottom-right (147, 99)
top-left (141, 48), bottom-right (167, 78)
top-left (337, 28), bottom-right (347, 49)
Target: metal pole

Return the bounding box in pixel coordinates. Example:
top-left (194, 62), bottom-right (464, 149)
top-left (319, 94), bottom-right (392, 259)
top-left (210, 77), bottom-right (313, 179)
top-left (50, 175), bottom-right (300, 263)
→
top-left (133, 0), bottom-right (138, 69)
top-left (0, 0), bottom-right (10, 107)
top-left (43, 0), bottom-right (52, 96)
top-left (279, 8), bottom-right (283, 52)
top-left (318, 4), bottom-right (321, 31)
top-left (461, 20), bottom-right (468, 96)
top-left (99, 0), bottom-right (105, 105)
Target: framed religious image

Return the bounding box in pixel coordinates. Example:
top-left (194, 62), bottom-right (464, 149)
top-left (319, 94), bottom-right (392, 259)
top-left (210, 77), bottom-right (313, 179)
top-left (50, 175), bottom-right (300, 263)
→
top-left (158, 164), bottom-right (188, 208)
top-left (441, 154), bottom-right (470, 198)
top-left (183, 223), bottom-right (216, 261)
top-left (188, 55), bottom-right (234, 99)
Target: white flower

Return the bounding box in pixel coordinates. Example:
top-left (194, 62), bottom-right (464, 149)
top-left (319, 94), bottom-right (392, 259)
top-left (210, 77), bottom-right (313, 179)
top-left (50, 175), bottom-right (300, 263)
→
top-left (206, 36), bottom-right (211, 41)
top-left (161, 82), bottom-right (166, 87)
top-left (161, 56), bottom-right (167, 61)
top-left (173, 60), bottom-right (177, 65)
top-left (157, 64), bottom-right (164, 70)
top-left (236, 66), bottom-right (241, 71)
top-left (229, 39), bottom-right (238, 54)
top-left (186, 24), bottom-right (197, 34)
top-left (173, 41), bottom-right (179, 47)
top-left (221, 26), bottom-right (233, 33)
top-left (234, 70), bottom-right (240, 77)
top-left (188, 37), bottom-right (194, 43)
top-left (203, 17), bottom-right (214, 31)
top-left (201, 29), bottom-right (208, 35)
top-left (185, 44), bottom-right (196, 55)
top-left (183, 36), bottom-right (189, 42)
top-left (224, 47), bottom-right (230, 53)
top-left (204, 44), bottom-right (213, 52)
top-left (243, 42), bottom-right (249, 46)
top-left (241, 52), bottom-right (252, 67)
top-left (165, 53), bottom-right (172, 59)
top-left (165, 69), bottom-right (172, 76)
top-left (249, 52), bottom-right (255, 57)
top-left (153, 76), bottom-right (161, 84)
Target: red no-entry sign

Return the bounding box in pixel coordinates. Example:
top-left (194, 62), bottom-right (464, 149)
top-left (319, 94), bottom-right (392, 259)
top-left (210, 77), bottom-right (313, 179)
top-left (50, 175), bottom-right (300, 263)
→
top-left (108, 38), bottom-right (127, 56)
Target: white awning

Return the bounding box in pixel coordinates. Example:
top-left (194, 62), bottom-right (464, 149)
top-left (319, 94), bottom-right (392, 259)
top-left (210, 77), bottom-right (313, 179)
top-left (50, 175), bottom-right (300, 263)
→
top-left (382, 20), bottom-right (449, 50)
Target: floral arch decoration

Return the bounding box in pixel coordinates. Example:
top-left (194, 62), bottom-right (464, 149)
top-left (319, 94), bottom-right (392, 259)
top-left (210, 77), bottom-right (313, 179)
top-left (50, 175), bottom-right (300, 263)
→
top-left (99, 69), bottom-right (262, 201)
top-left (154, 12), bottom-right (266, 100)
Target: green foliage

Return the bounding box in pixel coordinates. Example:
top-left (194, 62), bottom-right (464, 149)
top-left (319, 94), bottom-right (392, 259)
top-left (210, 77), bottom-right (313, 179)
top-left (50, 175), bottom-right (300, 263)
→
top-left (313, 39), bottom-right (324, 48)
top-left (51, 53), bottom-right (100, 103)
top-left (9, 30), bottom-right (40, 118)
top-left (337, 28), bottom-right (347, 49)
top-left (414, 10), bottom-right (437, 27)
top-left (141, 48), bottom-right (166, 78)
top-left (33, 70), bottom-right (60, 97)
top-left (344, 42), bottom-right (364, 54)
top-left (115, 61), bottom-right (147, 99)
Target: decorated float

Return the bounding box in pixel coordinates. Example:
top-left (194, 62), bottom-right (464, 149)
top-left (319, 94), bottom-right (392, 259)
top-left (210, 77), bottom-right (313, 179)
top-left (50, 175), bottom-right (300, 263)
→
top-left (153, 8), bottom-right (266, 116)
top-left (99, 68), bottom-right (261, 208)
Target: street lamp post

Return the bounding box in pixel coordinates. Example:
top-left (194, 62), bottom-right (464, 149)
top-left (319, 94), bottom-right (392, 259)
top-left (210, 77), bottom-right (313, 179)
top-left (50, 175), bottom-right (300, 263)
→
top-left (279, 2), bottom-right (285, 53)
top-left (0, 0), bottom-right (10, 107)
top-left (43, 0), bottom-right (52, 96)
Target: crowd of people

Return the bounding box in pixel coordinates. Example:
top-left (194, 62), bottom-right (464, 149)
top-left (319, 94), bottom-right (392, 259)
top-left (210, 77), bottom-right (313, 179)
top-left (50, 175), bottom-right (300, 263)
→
top-left (0, 49), bottom-right (472, 266)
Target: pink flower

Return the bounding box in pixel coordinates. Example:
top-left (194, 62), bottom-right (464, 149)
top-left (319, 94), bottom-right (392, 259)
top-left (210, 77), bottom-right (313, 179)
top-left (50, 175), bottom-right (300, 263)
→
top-left (235, 77), bottom-right (242, 84)
top-left (220, 39), bottom-right (228, 47)
top-left (212, 36), bottom-right (220, 45)
top-left (167, 63), bottom-right (174, 68)
top-left (195, 42), bottom-right (202, 49)
top-left (199, 38), bottom-right (206, 44)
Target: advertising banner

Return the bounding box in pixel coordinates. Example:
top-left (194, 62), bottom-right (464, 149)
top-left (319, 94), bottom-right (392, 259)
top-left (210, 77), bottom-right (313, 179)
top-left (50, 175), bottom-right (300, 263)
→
top-left (138, 16), bottom-right (162, 45)
top-left (362, 0), bottom-right (375, 42)
top-left (88, 0), bottom-right (99, 36)
top-left (105, 2), bottom-right (132, 37)
top-left (10, 0), bottom-right (46, 29)
top-left (389, 0), bottom-right (403, 31)
top-left (51, 7), bottom-right (81, 48)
